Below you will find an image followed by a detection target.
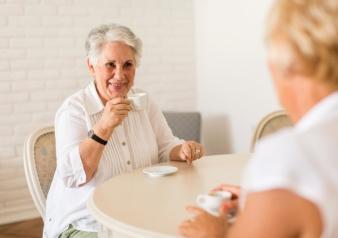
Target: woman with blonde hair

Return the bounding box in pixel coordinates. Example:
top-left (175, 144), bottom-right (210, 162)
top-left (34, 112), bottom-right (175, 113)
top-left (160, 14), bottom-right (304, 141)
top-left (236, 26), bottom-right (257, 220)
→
top-left (179, 0), bottom-right (338, 237)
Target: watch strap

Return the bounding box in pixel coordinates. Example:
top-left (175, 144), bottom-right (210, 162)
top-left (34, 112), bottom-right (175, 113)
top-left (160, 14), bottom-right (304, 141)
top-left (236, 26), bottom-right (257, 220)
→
top-left (88, 129), bottom-right (108, 145)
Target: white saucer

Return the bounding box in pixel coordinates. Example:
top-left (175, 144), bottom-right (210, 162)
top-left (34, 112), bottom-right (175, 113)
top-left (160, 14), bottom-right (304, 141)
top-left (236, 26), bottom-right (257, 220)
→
top-left (143, 165), bottom-right (178, 177)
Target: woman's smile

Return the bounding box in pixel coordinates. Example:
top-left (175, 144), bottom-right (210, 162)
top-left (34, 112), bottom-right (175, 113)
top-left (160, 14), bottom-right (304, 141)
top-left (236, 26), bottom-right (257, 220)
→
top-left (107, 79), bottom-right (129, 96)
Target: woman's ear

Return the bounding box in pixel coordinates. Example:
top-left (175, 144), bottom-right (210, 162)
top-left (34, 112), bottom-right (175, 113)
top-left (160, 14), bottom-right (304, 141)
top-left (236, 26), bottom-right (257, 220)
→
top-left (268, 59), bottom-right (292, 82)
top-left (86, 58), bottom-right (95, 76)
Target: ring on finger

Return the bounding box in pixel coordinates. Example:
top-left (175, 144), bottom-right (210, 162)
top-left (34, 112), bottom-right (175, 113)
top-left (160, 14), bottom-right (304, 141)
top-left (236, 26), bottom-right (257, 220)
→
top-left (195, 148), bottom-right (201, 158)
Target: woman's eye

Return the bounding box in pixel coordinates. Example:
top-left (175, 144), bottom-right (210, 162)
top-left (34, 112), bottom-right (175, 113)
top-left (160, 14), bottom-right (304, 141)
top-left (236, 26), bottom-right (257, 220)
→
top-left (106, 62), bottom-right (115, 68)
top-left (124, 62), bottom-right (134, 69)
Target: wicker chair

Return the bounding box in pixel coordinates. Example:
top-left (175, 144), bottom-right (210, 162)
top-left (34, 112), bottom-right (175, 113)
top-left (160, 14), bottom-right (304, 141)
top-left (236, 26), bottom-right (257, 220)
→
top-left (23, 126), bottom-right (56, 221)
top-left (251, 110), bottom-right (293, 151)
top-left (163, 111), bottom-right (201, 143)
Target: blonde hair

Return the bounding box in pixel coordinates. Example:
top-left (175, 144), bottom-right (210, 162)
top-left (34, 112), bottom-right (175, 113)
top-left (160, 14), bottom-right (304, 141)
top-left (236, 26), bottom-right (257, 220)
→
top-left (266, 0), bottom-right (338, 87)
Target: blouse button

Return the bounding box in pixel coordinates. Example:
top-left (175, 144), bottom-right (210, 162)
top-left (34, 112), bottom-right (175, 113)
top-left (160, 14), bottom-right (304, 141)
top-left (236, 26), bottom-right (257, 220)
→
top-left (122, 142), bottom-right (126, 146)
top-left (127, 160), bottom-right (131, 165)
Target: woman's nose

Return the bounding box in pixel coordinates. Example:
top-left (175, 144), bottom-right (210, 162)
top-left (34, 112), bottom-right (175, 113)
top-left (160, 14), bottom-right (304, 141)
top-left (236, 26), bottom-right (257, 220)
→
top-left (114, 67), bottom-right (124, 81)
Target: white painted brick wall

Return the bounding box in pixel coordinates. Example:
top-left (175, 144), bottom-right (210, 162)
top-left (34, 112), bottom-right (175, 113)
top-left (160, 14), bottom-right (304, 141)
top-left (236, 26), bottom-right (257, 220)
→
top-left (0, 0), bottom-right (196, 224)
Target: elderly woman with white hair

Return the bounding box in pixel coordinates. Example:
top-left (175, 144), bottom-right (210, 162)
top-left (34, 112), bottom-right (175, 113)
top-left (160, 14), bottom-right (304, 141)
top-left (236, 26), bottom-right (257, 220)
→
top-left (44, 24), bottom-right (204, 238)
top-left (179, 0), bottom-right (338, 237)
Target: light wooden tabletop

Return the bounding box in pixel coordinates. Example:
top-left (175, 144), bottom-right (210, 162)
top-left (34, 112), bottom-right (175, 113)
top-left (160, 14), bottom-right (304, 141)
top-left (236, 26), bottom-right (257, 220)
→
top-left (88, 153), bottom-right (250, 238)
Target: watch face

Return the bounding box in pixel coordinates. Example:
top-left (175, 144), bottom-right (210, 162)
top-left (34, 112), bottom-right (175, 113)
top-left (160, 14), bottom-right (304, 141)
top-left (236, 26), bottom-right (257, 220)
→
top-left (88, 129), bottom-right (94, 137)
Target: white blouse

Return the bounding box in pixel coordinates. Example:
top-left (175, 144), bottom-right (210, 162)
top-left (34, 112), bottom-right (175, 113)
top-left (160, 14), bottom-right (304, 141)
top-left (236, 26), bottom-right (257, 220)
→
top-left (43, 81), bottom-right (183, 238)
top-left (242, 92), bottom-right (338, 238)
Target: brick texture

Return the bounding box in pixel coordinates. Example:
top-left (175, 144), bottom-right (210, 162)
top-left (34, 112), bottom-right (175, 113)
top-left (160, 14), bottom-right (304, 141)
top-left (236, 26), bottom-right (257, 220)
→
top-left (0, 0), bottom-right (196, 224)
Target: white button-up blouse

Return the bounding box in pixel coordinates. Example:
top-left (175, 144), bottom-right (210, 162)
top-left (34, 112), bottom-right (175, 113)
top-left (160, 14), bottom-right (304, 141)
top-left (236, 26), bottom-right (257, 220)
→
top-left (43, 81), bottom-right (183, 238)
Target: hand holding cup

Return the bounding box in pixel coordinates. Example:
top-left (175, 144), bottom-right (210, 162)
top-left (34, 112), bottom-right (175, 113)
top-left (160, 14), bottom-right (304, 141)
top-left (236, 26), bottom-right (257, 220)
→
top-left (95, 97), bottom-right (131, 139)
top-left (196, 191), bottom-right (232, 216)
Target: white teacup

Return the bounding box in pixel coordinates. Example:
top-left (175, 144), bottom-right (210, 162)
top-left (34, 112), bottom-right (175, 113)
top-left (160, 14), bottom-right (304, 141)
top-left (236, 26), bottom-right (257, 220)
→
top-left (196, 191), bottom-right (231, 216)
top-left (128, 92), bottom-right (147, 111)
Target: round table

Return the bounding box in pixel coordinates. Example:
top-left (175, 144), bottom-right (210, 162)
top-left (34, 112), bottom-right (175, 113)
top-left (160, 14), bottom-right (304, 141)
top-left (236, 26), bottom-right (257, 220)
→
top-left (88, 153), bottom-right (250, 238)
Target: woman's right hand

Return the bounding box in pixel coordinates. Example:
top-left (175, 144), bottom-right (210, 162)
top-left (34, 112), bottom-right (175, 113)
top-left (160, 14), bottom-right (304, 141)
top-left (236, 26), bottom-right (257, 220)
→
top-left (212, 184), bottom-right (241, 215)
top-left (95, 97), bottom-right (131, 139)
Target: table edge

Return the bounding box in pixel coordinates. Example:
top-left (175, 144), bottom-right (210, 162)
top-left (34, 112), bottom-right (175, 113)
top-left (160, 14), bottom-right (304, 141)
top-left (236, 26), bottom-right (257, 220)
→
top-left (87, 193), bottom-right (177, 238)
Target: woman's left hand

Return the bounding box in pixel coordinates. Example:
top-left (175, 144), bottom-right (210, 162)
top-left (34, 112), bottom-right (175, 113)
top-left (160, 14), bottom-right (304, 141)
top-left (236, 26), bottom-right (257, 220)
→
top-left (179, 206), bottom-right (228, 238)
top-left (178, 141), bottom-right (205, 165)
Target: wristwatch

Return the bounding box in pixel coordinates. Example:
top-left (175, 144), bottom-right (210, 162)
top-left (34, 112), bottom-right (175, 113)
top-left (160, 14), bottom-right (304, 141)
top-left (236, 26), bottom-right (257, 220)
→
top-left (88, 129), bottom-right (108, 146)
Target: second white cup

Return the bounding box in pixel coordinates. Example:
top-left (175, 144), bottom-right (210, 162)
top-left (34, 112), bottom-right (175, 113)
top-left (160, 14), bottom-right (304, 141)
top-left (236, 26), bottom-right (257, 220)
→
top-left (196, 191), bottom-right (231, 216)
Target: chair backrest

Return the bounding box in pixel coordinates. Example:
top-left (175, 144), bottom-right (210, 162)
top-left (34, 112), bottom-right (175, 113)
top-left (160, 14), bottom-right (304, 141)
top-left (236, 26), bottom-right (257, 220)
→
top-left (163, 111), bottom-right (201, 143)
top-left (23, 126), bottom-right (56, 220)
top-left (251, 110), bottom-right (293, 151)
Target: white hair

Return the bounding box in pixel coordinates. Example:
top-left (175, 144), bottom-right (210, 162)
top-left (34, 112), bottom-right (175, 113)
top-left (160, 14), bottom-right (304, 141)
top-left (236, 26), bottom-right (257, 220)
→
top-left (85, 23), bottom-right (142, 66)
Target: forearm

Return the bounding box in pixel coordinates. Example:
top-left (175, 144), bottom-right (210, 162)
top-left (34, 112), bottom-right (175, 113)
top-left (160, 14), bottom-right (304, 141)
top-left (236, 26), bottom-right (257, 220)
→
top-left (79, 125), bottom-right (114, 183)
top-left (79, 139), bottom-right (105, 183)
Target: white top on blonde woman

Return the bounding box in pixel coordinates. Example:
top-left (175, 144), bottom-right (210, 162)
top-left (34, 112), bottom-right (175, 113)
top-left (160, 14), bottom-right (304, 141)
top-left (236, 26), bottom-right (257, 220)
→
top-left (242, 92), bottom-right (338, 238)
